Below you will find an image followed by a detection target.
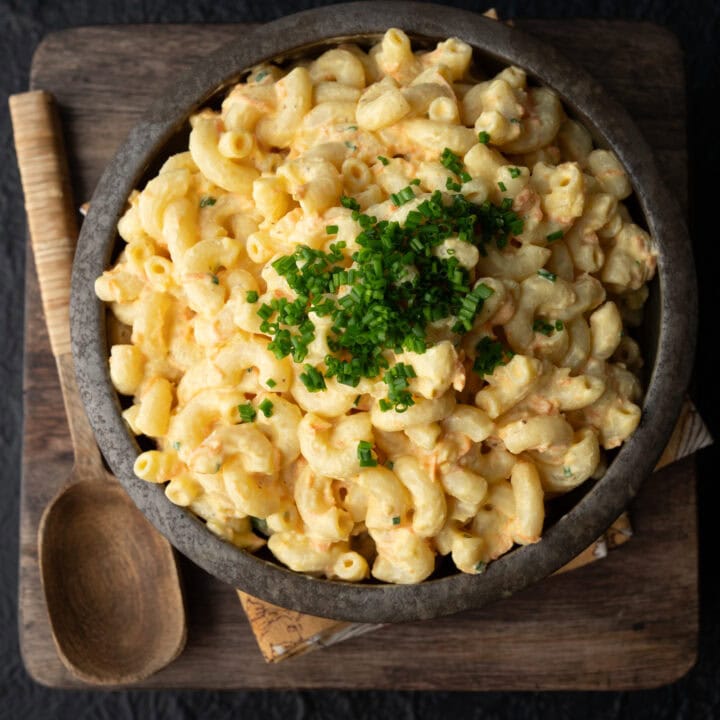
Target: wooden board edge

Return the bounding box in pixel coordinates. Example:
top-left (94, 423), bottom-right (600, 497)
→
top-left (20, 20), bottom-right (699, 691)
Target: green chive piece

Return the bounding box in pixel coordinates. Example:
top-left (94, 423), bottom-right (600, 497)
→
top-left (546, 230), bottom-right (564, 242)
top-left (475, 561), bottom-right (487, 574)
top-left (563, 466), bottom-right (573, 478)
top-left (299, 365), bottom-right (326, 392)
top-left (440, 148), bottom-right (463, 174)
top-left (537, 269), bottom-right (557, 282)
top-left (392, 516), bottom-right (401, 525)
top-left (498, 181), bottom-right (507, 192)
top-left (257, 303), bottom-right (273, 320)
top-left (210, 274), bottom-right (219, 285)
top-left (473, 336), bottom-right (513, 377)
top-left (391, 185), bottom-right (416, 206)
top-left (259, 399), bottom-right (274, 417)
top-left (478, 131), bottom-right (491, 144)
top-left (245, 290), bottom-right (259, 303)
top-left (357, 440), bottom-right (378, 467)
top-left (238, 403), bottom-right (256, 423)
top-left (446, 177), bottom-right (462, 192)
top-left (199, 196), bottom-right (217, 208)
top-left (266, 378), bottom-right (277, 388)
top-left (326, 225), bottom-right (339, 235)
top-left (172, 441), bottom-right (181, 450)
top-left (532, 319), bottom-right (555, 336)
top-left (340, 195), bottom-right (360, 211)
top-left (377, 155), bottom-right (390, 165)
top-left (509, 167), bottom-right (521, 179)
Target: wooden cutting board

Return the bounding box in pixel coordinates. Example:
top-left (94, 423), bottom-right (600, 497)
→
top-left (20, 19), bottom-right (697, 690)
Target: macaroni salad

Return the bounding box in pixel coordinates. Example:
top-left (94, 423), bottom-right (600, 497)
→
top-left (96, 29), bottom-right (657, 583)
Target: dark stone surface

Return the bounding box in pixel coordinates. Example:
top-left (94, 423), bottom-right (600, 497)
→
top-left (2, 0), bottom-right (719, 716)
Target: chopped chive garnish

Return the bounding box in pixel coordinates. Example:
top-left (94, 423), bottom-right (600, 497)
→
top-left (546, 230), bottom-right (564, 242)
top-left (390, 185), bottom-right (416, 206)
top-left (257, 303), bottom-right (274, 320)
top-left (353, 395), bottom-right (361, 406)
top-left (344, 141), bottom-right (357, 150)
top-left (473, 336), bottom-right (513, 377)
top-left (555, 320), bottom-right (564, 331)
top-left (238, 403), bottom-right (256, 423)
top-left (537, 269), bottom-right (557, 282)
top-left (254, 70), bottom-right (269, 82)
top-left (385, 460), bottom-right (394, 470)
top-left (340, 195), bottom-right (360, 211)
top-left (299, 365), bottom-right (326, 392)
top-left (563, 466), bottom-right (573, 477)
top-left (497, 181), bottom-right (507, 192)
top-left (172, 441), bottom-right (181, 450)
top-left (210, 274), bottom-right (219, 285)
top-left (326, 225), bottom-right (339, 235)
top-left (246, 290), bottom-right (259, 303)
top-left (266, 378), bottom-right (276, 388)
top-left (452, 283), bottom-right (494, 333)
top-left (478, 131), bottom-right (490, 144)
top-left (533, 319), bottom-right (556, 336)
top-left (392, 516), bottom-right (401, 525)
top-left (346, 124), bottom-right (358, 131)
top-left (380, 362), bottom-right (416, 412)
top-left (357, 440), bottom-right (378, 468)
top-left (199, 196), bottom-right (217, 207)
top-left (508, 167), bottom-right (521, 179)
top-left (440, 148), bottom-right (464, 175)
top-left (475, 561), bottom-right (486, 573)
top-left (446, 177), bottom-right (462, 192)
top-left (258, 399), bottom-right (274, 417)
top-left (377, 155), bottom-right (390, 165)
top-left (252, 154), bottom-right (524, 402)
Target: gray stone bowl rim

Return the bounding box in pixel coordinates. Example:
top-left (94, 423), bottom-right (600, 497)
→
top-left (71, 2), bottom-right (697, 623)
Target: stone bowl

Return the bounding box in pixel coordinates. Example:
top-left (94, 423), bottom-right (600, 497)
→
top-left (71, 2), bottom-right (696, 623)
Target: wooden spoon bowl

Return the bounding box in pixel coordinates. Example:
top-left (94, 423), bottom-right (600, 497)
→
top-left (39, 480), bottom-right (186, 684)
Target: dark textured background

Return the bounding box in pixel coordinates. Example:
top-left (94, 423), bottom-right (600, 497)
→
top-left (1, 1), bottom-right (718, 717)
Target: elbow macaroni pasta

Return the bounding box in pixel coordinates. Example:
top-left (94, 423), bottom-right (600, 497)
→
top-left (99, 30), bottom-right (657, 584)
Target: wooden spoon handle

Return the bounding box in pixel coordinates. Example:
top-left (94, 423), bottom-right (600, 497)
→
top-left (11, 90), bottom-right (102, 473)
top-left (10, 90), bottom-right (77, 358)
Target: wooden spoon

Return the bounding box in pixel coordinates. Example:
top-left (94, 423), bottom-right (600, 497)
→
top-left (10, 90), bottom-right (186, 685)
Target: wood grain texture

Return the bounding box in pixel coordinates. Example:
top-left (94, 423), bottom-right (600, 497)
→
top-left (20, 20), bottom-right (697, 690)
top-left (10, 91), bottom-right (76, 358)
